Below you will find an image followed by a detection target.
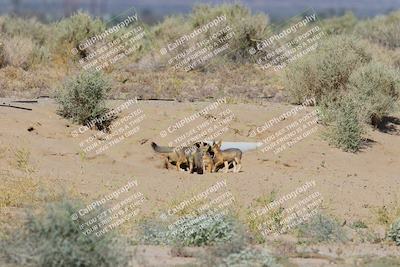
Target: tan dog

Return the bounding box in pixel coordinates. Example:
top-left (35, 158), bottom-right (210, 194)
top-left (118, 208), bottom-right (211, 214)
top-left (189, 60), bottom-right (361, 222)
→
top-left (151, 142), bottom-right (209, 174)
top-left (200, 144), bottom-right (214, 173)
top-left (212, 141), bottom-right (242, 173)
top-left (151, 142), bottom-right (194, 172)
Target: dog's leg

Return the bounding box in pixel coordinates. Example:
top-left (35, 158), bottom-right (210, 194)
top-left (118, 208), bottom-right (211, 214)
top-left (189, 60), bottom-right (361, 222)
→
top-left (213, 161), bottom-right (222, 172)
top-left (189, 159), bottom-right (194, 174)
top-left (223, 161), bottom-right (229, 173)
top-left (235, 157), bottom-right (241, 173)
top-left (177, 161), bottom-right (185, 172)
top-left (232, 161), bottom-right (237, 173)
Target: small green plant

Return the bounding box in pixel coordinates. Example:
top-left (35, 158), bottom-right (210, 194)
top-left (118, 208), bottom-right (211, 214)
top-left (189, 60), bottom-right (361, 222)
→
top-left (351, 220), bottom-right (368, 229)
top-left (296, 213), bottom-right (347, 243)
top-left (246, 191), bottom-right (284, 244)
top-left (388, 218), bottom-right (400, 245)
top-left (56, 71), bottom-right (113, 130)
top-left (1, 198), bottom-right (128, 266)
top-left (348, 62), bottom-right (400, 126)
top-left (14, 148), bottom-right (33, 173)
top-left (323, 97), bottom-right (364, 152)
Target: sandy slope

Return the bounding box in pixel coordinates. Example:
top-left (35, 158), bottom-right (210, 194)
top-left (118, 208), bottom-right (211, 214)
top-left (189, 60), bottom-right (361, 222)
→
top-left (0, 98), bottom-right (399, 266)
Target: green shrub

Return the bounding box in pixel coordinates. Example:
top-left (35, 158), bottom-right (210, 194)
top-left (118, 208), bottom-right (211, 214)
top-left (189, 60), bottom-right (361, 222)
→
top-left (138, 212), bottom-right (244, 246)
top-left (296, 213), bottom-right (347, 243)
top-left (56, 71), bottom-right (113, 130)
top-left (388, 218), bottom-right (400, 245)
top-left (1, 199), bottom-right (128, 267)
top-left (323, 12), bottom-right (358, 35)
top-left (284, 35), bottom-right (371, 104)
top-left (323, 97), bottom-right (364, 152)
top-left (348, 62), bottom-right (400, 126)
top-left (355, 11), bottom-right (400, 49)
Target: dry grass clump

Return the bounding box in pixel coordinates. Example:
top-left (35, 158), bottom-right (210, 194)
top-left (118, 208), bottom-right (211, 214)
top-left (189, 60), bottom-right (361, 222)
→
top-left (0, 66), bottom-right (58, 98)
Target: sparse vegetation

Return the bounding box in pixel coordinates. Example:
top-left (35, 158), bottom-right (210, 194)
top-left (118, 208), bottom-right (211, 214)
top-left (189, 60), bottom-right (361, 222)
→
top-left (13, 147), bottom-right (33, 173)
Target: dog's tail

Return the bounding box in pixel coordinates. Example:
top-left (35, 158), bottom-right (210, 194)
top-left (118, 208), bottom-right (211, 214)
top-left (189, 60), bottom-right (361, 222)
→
top-left (151, 142), bottom-right (174, 153)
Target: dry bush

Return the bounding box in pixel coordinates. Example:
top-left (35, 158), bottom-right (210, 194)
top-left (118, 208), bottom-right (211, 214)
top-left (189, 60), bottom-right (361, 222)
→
top-left (322, 11), bottom-right (358, 35)
top-left (149, 3), bottom-right (269, 67)
top-left (0, 16), bottom-right (51, 45)
top-left (0, 66), bottom-right (56, 98)
top-left (3, 36), bottom-right (35, 70)
top-left (355, 11), bottom-right (400, 49)
top-left (284, 35), bottom-right (371, 104)
top-left (348, 62), bottom-right (400, 126)
top-left (190, 4), bottom-right (269, 63)
top-left (54, 11), bottom-right (105, 61)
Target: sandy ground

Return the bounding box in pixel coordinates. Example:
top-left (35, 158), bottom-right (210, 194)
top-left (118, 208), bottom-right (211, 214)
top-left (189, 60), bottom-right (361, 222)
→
top-left (1, 98), bottom-right (399, 266)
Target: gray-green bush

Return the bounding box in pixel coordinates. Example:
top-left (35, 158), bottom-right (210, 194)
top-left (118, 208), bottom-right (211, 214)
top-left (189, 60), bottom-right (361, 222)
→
top-left (296, 213), bottom-right (348, 243)
top-left (56, 71), bottom-right (113, 130)
top-left (219, 247), bottom-right (281, 267)
top-left (388, 218), bottom-right (400, 245)
top-left (1, 199), bottom-right (128, 267)
top-left (348, 62), bottom-right (400, 126)
top-left (322, 97), bottom-right (364, 152)
top-left (138, 212), bottom-right (244, 247)
top-left (284, 35), bottom-right (371, 104)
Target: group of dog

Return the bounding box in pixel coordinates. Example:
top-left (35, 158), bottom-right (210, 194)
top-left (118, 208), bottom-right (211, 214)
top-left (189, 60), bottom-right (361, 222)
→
top-left (151, 141), bottom-right (242, 174)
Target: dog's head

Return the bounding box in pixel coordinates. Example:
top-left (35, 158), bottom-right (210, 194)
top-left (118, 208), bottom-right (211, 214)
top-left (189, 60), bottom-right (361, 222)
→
top-left (212, 140), bottom-right (222, 152)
